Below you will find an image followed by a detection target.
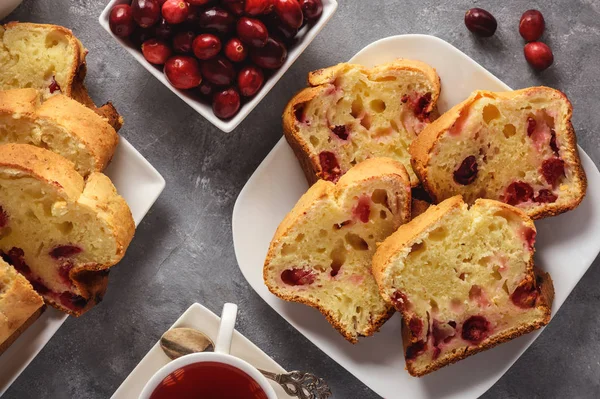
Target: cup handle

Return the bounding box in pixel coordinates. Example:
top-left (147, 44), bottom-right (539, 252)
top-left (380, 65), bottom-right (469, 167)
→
top-left (214, 303), bottom-right (238, 354)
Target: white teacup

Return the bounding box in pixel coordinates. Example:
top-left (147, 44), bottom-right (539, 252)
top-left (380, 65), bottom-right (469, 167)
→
top-left (139, 303), bottom-right (277, 399)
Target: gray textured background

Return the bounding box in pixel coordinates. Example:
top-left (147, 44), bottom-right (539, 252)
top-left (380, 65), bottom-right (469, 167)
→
top-left (3, 0), bottom-right (600, 398)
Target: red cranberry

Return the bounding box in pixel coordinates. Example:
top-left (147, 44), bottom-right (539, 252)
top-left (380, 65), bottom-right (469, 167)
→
top-left (504, 181), bottom-right (534, 205)
top-left (164, 56), bottom-right (202, 89)
top-left (432, 320), bottom-right (456, 346)
top-left (212, 88), bottom-right (241, 119)
top-left (222, 0), bottom-right (245, 15)
top-left (464, 8), bottom-right (497, 37)
top-left (409, 316), bottom-right (423, 337)
top-left (524, 42), bottom-right (554, 71)
top-left (405, 340), bottom-right (426, 360)
top-left (550, 129), bottom-right (559, 155)
top-left (50, 245), bottom-right (83, 259)
top-left (201, 56), bottom-right (235, 86)
top-left (281, 268), bottom-right (316, 286)
top-left (192, 34), bottom-right (221, 60)
top-left (510, 280), bottom-right (539, 308)
top-left (274, 0), bottom-right (303, 29)
top-left (522, 227), bottom-right (536, 251)
top-left (330, 125), bottom-right (348, 140)
top-left (161, 0), bottom-right (189, 24)
top-left (245, 0), bottom-right (272, 15)
top-left (198, 7), bottom-right (235, 34)
top-left (198, 80), bottom-right (215, 97)
top-left (49, 76), bottom-right (61, 94)
top-left (0, 205), bottom-right (7, 228)
top-left (250, 37), bottom-right (288, 69)
top-left (59, 292), bottom-right (88, 310)
top-left (519, 10), bottom-right (545, 42)
top-left (109, 5), bottom-right (136, 37)
top-left (318, 151), bottom-right (341, 182)
top-left (461, 315), bottom-right (490, 344)
top-left (225, 38), bottom-right (248, 63)
top-left (527, 116), bottom-right (536, 136)
top-left (453, 155), bottom-right (478, 185)
top-left (154, 18), bottom-right (173, 40)
top-left (172, 31), bottom-right (195, 53)
top-left (188, 0), bottom-right (213, 4)
top-left (390, 290), bottom-right (411, 312)
top-left (353, 197), bottom-right (370, 223)
top-left (237, 17), bottom-right (269, 48)
top-left (2, 247), bottom-right (29, 274)
top-left (413, 92), bottom-right (432, 122)
top-left (142, 39), bottom-right (172, 64)
top-left (237, 66), bottom-right (264, 97)
top-left (131, 0), bottom-right (161, 28)
top-left (534, 189), bottom-right (557, 203)
top-left (541, 158), bottom-right (565, 187)
top-left (300, 0), bottom-right (323, 21)
top-left (58, 263), bottom-right (74, 286)
top-left (294, 103), bottom-right (306, 123)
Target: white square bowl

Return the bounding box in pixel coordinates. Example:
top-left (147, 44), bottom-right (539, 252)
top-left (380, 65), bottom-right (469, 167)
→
top-left (99, 0), bottom-right (338, 132)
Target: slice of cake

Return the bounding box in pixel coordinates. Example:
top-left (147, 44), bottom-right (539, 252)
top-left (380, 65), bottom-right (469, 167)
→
top-left (0, 88), bottom-right (118, 176)
top-left (264, 158), bottom-right (412, 342)
top-left (283, 59), bottom-right (440, 186)
top-left (410, 87), bottom-right (586, 219)
top-left (372, 196), bottom-right (554, 376)
top-left (0, 144), bottom-right (135, 316)
top-left (0, 258), bottom-right (45, 355)
top-left (0, 22), bottom-right (123, 130)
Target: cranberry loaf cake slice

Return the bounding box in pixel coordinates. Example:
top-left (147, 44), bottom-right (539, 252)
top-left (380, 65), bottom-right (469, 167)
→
top-left (410, 87), bottom-right (586, 219)
top-left (0, 22), bottom-right (122, 130)
top-left (0, 144), bottom-right (135, 316)
top-left (372, 196), bottom-right (554, 376)
top-left (264, 158), bottom-right (412, 343)
top-left (0, 88), bottom-right (118, 176)
top-left (0, 258), bottom-right (45, 355)
top-left (283, 59), bottom-right (440, 186)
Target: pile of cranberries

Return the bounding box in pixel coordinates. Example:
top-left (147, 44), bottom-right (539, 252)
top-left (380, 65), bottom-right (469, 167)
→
top-left (109, 0), bottom-right (323, 120)
top-left (464, 8), bottom-right (553, 71)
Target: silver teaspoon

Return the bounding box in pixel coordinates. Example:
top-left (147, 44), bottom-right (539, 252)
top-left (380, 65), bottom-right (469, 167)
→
top-left (160, 328), bottom-right (332, 399)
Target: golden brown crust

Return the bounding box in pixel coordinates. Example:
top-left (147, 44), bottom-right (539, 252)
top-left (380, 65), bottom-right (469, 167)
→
top-left (0, 307), bottom-right (44, 355)
top-left (410, 87), bottom-right (587, 219)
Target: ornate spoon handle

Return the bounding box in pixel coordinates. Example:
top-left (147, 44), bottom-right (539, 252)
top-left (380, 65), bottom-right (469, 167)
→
top-left (259, 369), bottom-right (332, 399)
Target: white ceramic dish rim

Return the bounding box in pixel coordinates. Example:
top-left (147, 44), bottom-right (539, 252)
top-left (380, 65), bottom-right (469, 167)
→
top-left (99, 0), bottom-right (339, 133)
top-left (231, 34), bottom-right (600, 399)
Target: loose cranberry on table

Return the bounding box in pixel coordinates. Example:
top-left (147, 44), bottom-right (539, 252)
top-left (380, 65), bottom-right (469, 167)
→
top-left (524, 42), bottom-right (554, 71)
top-left (193, 34), bottom-right (222, 60)
top-left (464, 8), bottom-right (497, 37)
top-left (224, 38), bottom-right (248, 62)
top-left (172, 30), bottom-right (195, 53)
top-left (201, 56), bottom-right (235, 86)
top-left (109, 4), bottom-right (135, 37)
top-left (250, 37), bottom-right (288, 69)
top-left (131, 0), bottom-right (161, 28)
top-left (164, 56), bottom-right (202, 89)
top-left (238, 66), bottom-right (264, 97)
top-left (519, 10), bottom-right (545, 42)
top-left (161, 0), bottom-right (190, 25)
top-left (213, 88), bottom-right (241, 119)
top-left (299, 0), bottom-right (323, 21)
top-left (237, 17), bottom-right (269, 47)
top-left (274, 0), bottom-right (304, 29)
top-left (142, 39), bottom-right (172, 65)
top-left (198, 7), bottom-right (235, 34)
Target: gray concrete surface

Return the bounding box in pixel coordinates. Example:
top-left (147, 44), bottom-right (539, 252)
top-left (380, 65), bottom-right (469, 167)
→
top-left (3, 0), bottom-right (600, 398)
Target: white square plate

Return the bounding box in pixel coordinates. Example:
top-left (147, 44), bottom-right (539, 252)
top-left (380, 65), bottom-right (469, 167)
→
top-left (232, 35), bottom-right (600, 399)
top-left (110, 303), bottom-right (292, 399)
top-left (0, 138), bottom-right (165, 396)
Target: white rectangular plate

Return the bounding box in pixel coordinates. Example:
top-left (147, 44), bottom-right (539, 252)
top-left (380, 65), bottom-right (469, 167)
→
top-left (110, 303), bottom-right (292, 399)
top-left (0, 138), bottom-right (165, 396)
top-left (232, 35), bottom-right (600, 399)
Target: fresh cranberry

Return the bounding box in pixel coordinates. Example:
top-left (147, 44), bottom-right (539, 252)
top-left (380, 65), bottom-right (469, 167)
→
top-left (2, 247), bottom-right (29, 274)
top-left (519, 10), bottom-right (545, 42)
top-left (432, 320), bottom-right (456, 346)
top-left (49, 76), bottom-right (61, 94)
top-left (0, 205), bottom-right (7, 228)
top-left (225, 38), bottom-right (248, 63)
top-left (453, 155), bottom-right (478, 185)
top-left (405, 340), bottom-right (426, 360)
top-left (192, 34), bottom-right (221, 60)
top-left (212, 88), bottom-right (241, 119)
top-left (541, 158), bottom-right (565, 187)
top-left (131, 0), bottom-right (161, 28)
top-left (409, 316), bottom-right (423, 337)
top-left (237, 66), bottom-right (264, 97)
top-left (164, 56), bottom-right (202, 89)
top-left (550, 129), bottom-right (559, 155)
top-left (274, 0), bottom-right (303, 29)
top-left (318, 151), bottom-right (341, 182)
top-left (461, 315), bottom-right (490, 344)
top-left (161, 0), bottom-right (189, 24)
top-left (109, 5), bottom-right (136, 37)
top-left (299, 0), bottom-right (323, 21)
top-left (281, 268), bottom-right (316, 286)
top-left (198, 80), bottom-right (215, 97)
top-left (222, 0), bottom-right (245, 15)
top-left (142, 39), bottom-right (172, 64)
top-left (390, 290), bottom-right (411, 312)
top-left (330, 125), bottom-right (348, 140)
top-left (154, 18), bottom-right (173, 40)
top-left (250, 37), bottom-right (288, 69)
top-left (59, 292), bottom-right (88, 310)
top-left (504, 181), bottom-right (534, 205)
top-left (30, 279), bottom-right (50, 295)
top-left (268, 18), bottom-right (298, 43)
top-left (510, 280), bottom-right (539, 308)
top-left (187, 0), bottom-right (213, 4)
top-left (172, 31), bottom-right (195, 53)
top-left (245, 0), bottom-right (272, 15)
top-left (50, 245), bottom-right (82, 259)
top-left (534, 189), bottom-right (557, 203)
top-left (353, 197), bottom-right (371, 223)
top-left (201, 56), bottom-right (235, 86)
top-left (464, 8), bottom-right (497, 37)
top-left (198, 7), bottom-right (235, 34)
top-left (524, 42), bottom-right (554, 71)
top-left (237, 17), bottom-right (269, 48)
top-left (527, 116), bottom-right (536, 136)
top-left (413, 92), bottom-right (432, 122)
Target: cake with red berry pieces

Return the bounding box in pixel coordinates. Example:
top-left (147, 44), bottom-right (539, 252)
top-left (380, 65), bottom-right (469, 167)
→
top-left (264, 158), bottom-right (412, 343)
top-left (410, 87), bottom-right (586, 219)
top-left (372, 196), bottom-right (554, 376)
top-left (0, 144), bottom-right (135, 316)
top-left (283, 59), bottom-right (440, 186)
